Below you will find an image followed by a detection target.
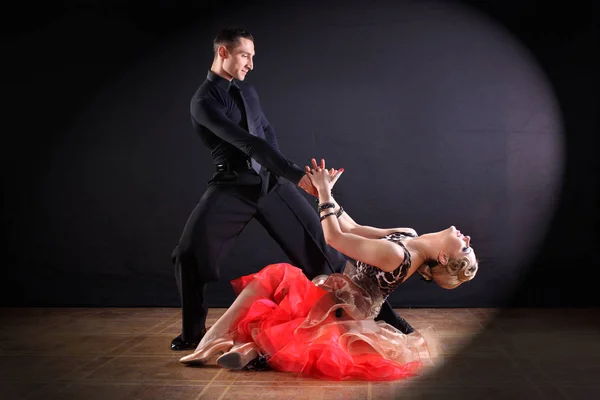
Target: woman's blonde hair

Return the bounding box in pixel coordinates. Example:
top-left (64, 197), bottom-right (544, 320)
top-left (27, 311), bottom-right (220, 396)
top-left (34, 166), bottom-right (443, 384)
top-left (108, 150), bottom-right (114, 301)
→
top-left (418, 256), bottom-right (478, 289)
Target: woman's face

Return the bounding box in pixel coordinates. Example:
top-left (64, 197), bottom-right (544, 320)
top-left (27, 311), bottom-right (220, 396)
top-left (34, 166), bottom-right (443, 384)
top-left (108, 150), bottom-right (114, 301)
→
top-left (440, 226), bottom-right (477, 266)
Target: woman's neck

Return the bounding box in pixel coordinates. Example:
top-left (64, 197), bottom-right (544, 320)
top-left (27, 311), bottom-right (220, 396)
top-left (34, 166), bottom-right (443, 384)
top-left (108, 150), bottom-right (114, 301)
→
top-left (402, 235), bottom-right (439, 278)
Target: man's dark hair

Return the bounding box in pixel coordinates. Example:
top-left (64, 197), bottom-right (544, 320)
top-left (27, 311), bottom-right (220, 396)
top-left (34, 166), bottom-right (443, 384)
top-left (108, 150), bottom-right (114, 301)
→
top-left (213, 27), bottom-right (254, 54)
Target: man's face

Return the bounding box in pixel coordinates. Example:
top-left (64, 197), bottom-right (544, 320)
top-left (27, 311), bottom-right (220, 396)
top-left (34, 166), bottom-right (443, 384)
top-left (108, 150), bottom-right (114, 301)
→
top-left (222, 37), bottom-right (255, 81)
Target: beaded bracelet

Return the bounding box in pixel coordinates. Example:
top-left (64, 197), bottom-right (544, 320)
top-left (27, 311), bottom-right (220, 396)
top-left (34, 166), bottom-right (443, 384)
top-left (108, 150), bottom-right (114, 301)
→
top-left (317, 202), bottom-right (335, 212)
top-left (335, 206), bottom-right (344, 218)
top-left (320, 212), bottom-right (336, 221)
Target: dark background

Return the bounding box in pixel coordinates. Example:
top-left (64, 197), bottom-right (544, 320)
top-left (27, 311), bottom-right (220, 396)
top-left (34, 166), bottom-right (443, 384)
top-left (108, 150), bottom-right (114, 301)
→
top-left (1, 0), bottom-right (597, 309)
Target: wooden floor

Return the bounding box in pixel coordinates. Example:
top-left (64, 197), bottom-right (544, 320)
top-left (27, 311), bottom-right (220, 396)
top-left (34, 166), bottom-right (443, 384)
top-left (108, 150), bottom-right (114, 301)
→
top-left (1, 307), bottom-right (598, 399)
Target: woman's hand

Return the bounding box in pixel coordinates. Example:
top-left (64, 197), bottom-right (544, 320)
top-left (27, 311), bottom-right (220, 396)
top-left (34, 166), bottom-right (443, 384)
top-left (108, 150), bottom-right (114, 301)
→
top-left (304, 158), bottom-right (344, 193)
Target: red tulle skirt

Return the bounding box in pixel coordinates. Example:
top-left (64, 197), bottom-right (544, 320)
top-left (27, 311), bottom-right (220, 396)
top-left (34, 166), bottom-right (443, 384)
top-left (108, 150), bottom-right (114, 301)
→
top-left (229, 263), bottom-right (427, 381)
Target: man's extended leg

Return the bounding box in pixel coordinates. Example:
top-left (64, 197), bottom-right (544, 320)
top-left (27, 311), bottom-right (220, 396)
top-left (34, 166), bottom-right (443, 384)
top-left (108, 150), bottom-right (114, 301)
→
top-left (171, 185), bottom-right (259, 350)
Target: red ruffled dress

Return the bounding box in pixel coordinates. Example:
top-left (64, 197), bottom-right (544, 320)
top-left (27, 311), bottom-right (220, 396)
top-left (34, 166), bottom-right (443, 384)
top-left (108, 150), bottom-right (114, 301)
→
top-left (229, 232), bottom-right (430, 381)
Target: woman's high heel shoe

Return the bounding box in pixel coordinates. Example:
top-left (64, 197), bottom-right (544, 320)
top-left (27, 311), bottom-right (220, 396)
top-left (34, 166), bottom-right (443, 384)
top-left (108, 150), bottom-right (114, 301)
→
top-left (179, 337), bottom-right (234, 365)
top-left (216, 342), bottom-right (260, 370)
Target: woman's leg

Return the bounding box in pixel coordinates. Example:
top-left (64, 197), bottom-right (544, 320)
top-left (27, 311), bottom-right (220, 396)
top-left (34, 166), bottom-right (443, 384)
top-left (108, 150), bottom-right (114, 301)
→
top-left (179, 278), bottom-right (271, 363)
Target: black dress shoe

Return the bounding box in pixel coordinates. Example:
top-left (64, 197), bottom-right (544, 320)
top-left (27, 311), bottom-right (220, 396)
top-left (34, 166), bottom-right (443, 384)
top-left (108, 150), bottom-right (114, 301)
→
top-left (244, 354), bottom-right (271, 371)
top-left (171, 329), bottom-right (206, 351)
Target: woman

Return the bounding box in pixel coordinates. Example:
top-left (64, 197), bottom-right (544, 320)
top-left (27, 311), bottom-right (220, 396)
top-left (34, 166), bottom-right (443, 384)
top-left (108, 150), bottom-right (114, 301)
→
top-left (179, 159), bottom-right (479, 381)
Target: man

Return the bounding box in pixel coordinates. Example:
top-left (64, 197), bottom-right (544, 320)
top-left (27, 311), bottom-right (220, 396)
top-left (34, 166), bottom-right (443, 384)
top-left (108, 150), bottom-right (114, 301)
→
top-left (171, 27), bottom-right (413, 351)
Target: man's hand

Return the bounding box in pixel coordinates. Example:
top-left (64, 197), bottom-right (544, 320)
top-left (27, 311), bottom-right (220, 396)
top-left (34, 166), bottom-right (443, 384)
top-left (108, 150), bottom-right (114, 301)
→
top-left (297, 174), bottom-right (318, 197)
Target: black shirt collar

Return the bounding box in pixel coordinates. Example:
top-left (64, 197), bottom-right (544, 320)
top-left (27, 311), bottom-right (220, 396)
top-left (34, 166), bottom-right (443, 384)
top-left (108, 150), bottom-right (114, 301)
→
top-left (207, 70), bottom-right (238, 91)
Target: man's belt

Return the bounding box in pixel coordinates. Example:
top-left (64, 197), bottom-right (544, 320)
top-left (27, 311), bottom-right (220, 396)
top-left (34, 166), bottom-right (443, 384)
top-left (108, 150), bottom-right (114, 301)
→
top-left (215, 159), bottom-right (254, 172)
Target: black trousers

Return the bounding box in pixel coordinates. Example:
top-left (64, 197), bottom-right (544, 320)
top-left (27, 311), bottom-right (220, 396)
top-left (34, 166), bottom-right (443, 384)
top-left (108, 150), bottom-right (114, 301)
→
top-left (172, 171), bottom-right (405, 341)
top-left (172, 170), bottom-right (349, 341)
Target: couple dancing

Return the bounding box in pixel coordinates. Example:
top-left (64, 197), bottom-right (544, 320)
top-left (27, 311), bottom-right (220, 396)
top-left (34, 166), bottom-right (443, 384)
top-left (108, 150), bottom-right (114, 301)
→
top-left (170, 27), bottom-right (479, 381)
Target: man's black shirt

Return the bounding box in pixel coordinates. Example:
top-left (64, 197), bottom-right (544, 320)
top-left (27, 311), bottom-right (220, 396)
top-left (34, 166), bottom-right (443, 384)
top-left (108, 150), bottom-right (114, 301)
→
top-left (190, 71), bottom-right (305, 184)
